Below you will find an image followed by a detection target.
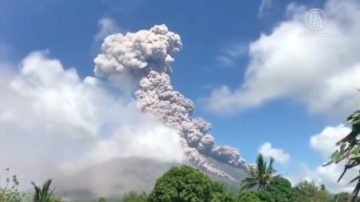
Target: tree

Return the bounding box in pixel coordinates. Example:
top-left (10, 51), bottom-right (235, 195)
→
top-left (32, 179), bottom-right (62, 202)
top-left (240, 154), bottom-right (276, 191)
top-left (259, 176), bottom-right (302, 202)
top-left (97, 196), bottom-right (107, 202)
top-left (238, 192), bottom-right (261, 202)
top-left (149, 166), bottom-right (212, 202)
top-left (210, 182), bottom-right (236, 202)
top-left (326, 110), bottom-right (360, 202)
top-left (120, 191), bottom-right (147, 202)
top-left (296, 181), bottom-right (333, 202)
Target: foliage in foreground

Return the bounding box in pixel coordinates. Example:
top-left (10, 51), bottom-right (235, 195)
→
top-left (258, 176), bottom-right (302, 202)
top-left (120, 191), bottom-right (147, 202)
top-left (239, 177), bottom-right (339, 202)
top-left (1, 164), bottom-right (358, 202)
top-left (238, 192), bottom-right (261, 202)
top-left (326, 109), bottom-right (360, 201)
top-left (148, 165), bottom-right (237, 202)
top-left (296, 181), bottom-right (333, 202)
top-left (210, 182), bottom-right (236, 202)
top-left (31, 179), bottom-right (63, 202)
top-left (148, 165), bottom-right (212, 202)
top-left (0, 171), bottom-right (63, 202)
top-left (241, 154), bottom-right (276, 192)
top-left (0, 168), bottom-right (23, 202)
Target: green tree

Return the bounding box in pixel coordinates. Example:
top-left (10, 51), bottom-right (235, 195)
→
top-left (32, 179), bottom-right (62, 202)
top-left (149, 166), bottom-right (212, 202)
top-left (0, 168), bottom-right (24, 202)
top-left (326, 110), bottom-right (360, 201)
top-left (210, 182), bottom-right (236, 202)
top-left (259, 176), bottom-right (302, 202)
top-left (237, 192), bottom-right (261, 202)
top-left (241, 154), bottom-right (276, 191)
top-left (97, 196), bottom-right (107, 202)
top-left (120, 191), bottom-right (147, 202)
top-left (296, 181), bottom-right (333, 202)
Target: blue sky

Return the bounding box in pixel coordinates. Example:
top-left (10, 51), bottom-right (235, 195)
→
top-left (1, 0), bottom-right (360, 193)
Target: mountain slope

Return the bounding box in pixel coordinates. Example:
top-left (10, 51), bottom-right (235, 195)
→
top-left (54, 157), bottom-right (248, 200)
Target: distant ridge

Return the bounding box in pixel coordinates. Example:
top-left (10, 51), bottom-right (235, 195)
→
top-left (54, 157), bottom-right (248, 200)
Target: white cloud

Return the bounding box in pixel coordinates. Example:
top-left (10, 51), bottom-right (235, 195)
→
top-left (217, 56), bottom-right (234, 67)
top-left (310, 124), bottom-right (351, 157)
top-left (88, 122), bottom-right (185, 164)
top-left (2, 51), bottom-right (100, 140)
top-left (290, 124), bottom-right (356, 193)
top-left (62, 120), bottom-right (186, 172)
top-left (0, 51), bottom-right (185, 189)
top-left (217, 43), bottom-right (247, 67)
top-left (94, 17), bottom-right (121, 43)
top-left (287, 163), bottom-right (322, 186)
top-left (205, 0), bottom-right (360, 116)
top-left (258, 142), bottom-right (290, 165)
top-left (309, 124), bottom-right (356, 193)
top-left (258, 0), bottom-right (273, 18)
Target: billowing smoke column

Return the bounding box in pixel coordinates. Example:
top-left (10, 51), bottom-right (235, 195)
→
top-left (94, 25), bottom-right (246, 179)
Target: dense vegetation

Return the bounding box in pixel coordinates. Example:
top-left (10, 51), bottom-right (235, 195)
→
top-left (0, 163), bottom-right (358, 202)
top-left (116, 163), bottom-right (357, 202)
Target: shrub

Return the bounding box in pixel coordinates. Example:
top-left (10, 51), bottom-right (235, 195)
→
top-left (32, 179), bottom-right (63, 202)
top-left (120, 191), bottom-right (147, 202)
top-left (238, 192), bottom-right (261, 202)
top-left (0, 168), bottom-right (24, 202)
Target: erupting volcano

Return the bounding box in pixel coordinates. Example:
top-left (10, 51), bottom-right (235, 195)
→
top-left (94, 25), bottom-right (247, 180)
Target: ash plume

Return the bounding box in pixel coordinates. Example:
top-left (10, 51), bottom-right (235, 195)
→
top-left (94, 24), bottom-right (247, 179)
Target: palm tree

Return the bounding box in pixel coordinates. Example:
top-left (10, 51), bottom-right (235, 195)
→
top-left (240, 154), bottom-right (276, 191)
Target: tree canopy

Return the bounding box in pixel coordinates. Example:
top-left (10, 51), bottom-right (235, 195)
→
top-left (149, 165), bottom-right (213, 202)
top-left (120, 191), bottom-right (147, 202)
top-left (296, 181), bottom-right (333, 202)
top-left (258, 176), bottom-right (302, 202)
top-left (241, 154), bottom-right (276, 191)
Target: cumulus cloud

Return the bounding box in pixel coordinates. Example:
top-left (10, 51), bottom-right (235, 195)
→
top-left (289, 125), bottom-right (356, 193)
top-left (0, 50), bottom-right (185, 189)
top-left (88, 122), bottom-right (185, 163)
top-left (310, 125), bottom-right (351, 157)
top-left (205, 0), bottom-right (360, 116)
top-left (258, 142), bottom-right (290, 165)
top-left (3, 51), bottom-right (100, 140)
top-left (62, 121), bottom-right (185, 172)
top-left (309, 124), bottom-right (357, 192)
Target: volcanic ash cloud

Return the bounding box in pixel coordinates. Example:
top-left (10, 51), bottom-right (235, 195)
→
top-left (94, 24), bottom-right (247, 179)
